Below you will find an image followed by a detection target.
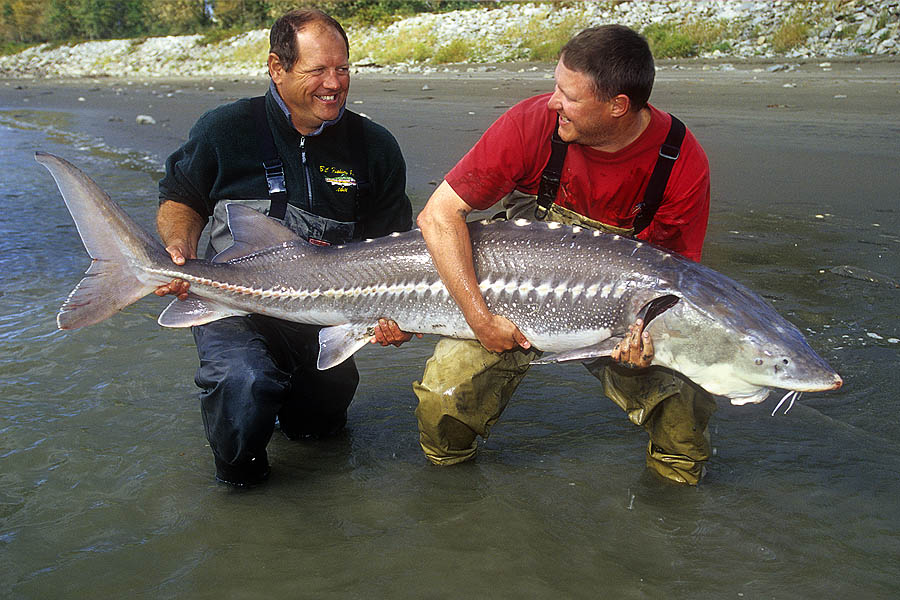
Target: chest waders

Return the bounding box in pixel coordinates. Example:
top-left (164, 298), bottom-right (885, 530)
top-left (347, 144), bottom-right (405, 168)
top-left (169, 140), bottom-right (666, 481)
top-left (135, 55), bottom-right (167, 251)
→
top-left (196, 97), bottom-right (370, 486)
top-left (206, 96), bottom-right (372, 257)
top-left (530, 113), bottom-right (686, 235)
top-left (536, 112), bottom-right (714, 484)
top-left (414, 112), bottom-right (715, 484)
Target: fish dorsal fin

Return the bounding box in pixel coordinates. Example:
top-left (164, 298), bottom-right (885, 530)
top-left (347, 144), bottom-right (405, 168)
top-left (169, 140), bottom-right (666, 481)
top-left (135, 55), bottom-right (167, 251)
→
top-left (213, 203), bottom-right (303, 263)
top-left (317, 322), bottom-right (376, 370)
top-left (157, 296), bottom-right (249, 327)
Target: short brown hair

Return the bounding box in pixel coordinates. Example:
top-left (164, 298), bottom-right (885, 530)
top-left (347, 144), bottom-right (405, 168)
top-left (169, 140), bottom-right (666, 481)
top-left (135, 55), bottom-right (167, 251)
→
top-left (560, 25), bottom-right (655, 111)
top-left (269, 9), bottom-right (349, 72)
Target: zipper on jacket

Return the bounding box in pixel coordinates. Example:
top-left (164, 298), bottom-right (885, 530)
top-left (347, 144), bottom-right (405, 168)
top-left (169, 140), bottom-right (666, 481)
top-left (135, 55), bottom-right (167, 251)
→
top-left (299, 136), bottom-right (313, 207)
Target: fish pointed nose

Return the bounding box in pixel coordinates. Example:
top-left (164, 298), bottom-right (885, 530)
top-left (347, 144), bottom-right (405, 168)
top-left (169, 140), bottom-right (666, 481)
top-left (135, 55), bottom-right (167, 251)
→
top-left (832, 373), bottom-right (843, 390)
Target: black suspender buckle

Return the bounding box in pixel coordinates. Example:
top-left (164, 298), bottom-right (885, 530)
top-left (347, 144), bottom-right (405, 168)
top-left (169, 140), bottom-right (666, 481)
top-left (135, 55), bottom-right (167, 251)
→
top-left (534, 174), bottom-right (560, 220)
top-left (263, 159), bottom-right (286, 195)
top-left (659, 142), bottom-right (681, 161)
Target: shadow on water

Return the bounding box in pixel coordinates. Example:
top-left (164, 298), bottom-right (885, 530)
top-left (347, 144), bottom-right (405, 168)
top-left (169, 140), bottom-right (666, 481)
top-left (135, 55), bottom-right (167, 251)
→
top-left (1, 115), bottom-right (899, 599)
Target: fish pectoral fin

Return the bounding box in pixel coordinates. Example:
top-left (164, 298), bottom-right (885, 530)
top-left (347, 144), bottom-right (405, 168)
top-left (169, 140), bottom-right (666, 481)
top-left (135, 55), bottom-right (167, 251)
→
top-left (157, 296), bottom-right (249, 327)
top-left (531, 338), bottom-right (622, 365)
top-left (636, 294), bottom-right (680, 332)
top-left (317, 323), bottom-right (375, 370)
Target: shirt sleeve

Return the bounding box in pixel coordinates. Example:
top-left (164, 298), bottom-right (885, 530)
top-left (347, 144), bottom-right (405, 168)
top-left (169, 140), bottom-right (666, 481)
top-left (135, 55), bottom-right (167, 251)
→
top-left (360, 123), bottom-right (413, 237)
top-left (637, 129), bottom-right (710, 262)
top-left (445, 106), bottom-right (536, 210)
top-left (158, 116), bottom-right (218, 218)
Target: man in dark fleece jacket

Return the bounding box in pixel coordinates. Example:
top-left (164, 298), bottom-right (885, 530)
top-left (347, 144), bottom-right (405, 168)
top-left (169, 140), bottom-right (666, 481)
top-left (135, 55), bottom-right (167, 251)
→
top-left (155, 9), bottom-right (413, 487)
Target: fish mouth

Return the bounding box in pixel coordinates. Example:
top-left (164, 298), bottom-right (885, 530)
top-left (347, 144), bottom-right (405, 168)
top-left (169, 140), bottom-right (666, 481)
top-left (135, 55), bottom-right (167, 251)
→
top-left (729, 387), bottom-right (771, 406)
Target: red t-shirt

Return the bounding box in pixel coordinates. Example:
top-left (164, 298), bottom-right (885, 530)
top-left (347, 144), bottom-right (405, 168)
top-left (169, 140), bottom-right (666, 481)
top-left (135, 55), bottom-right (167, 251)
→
top-left (446, 94), bottom-right (710, 261)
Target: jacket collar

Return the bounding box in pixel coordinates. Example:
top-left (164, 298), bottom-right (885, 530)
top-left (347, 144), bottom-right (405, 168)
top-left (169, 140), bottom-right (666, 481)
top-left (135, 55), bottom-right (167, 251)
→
top-left (269, 80), bottom-right (345, 137)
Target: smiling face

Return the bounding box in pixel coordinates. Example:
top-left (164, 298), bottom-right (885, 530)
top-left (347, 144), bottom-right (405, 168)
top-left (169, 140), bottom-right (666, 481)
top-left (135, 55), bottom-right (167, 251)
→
top-left (268, 23), bottom-right (350, 134)
top-left (546, 60), bottom-right (622, 149)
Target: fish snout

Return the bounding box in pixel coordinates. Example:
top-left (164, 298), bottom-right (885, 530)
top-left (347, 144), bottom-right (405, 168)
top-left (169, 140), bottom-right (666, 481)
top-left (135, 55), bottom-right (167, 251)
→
top-left (795, 371), bottom-right (843, 392)
top-left (830, 373), bottom-right (843, 390)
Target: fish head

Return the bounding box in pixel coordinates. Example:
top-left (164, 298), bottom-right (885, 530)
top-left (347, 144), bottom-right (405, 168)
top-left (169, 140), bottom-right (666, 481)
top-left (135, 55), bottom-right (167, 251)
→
top-left (732, 326), bottom-right (843, 398)
top-left (648, 298), bottom-right (842, 405)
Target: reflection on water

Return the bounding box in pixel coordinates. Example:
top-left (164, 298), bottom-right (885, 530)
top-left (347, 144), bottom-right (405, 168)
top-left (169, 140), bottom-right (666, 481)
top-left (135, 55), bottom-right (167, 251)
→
top-left (1, 120), bottom-right (899, 599)
top-left (0, 109), bottom-right (163, 176)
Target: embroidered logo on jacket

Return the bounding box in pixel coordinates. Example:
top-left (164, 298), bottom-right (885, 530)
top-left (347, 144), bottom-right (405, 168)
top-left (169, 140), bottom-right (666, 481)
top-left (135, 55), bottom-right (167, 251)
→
top-left (320, 165), bottom-right (356, 193)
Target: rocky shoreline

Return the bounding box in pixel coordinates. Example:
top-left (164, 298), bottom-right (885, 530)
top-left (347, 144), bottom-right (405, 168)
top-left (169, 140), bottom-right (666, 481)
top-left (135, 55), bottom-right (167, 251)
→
top-left (0, 1), bottom-right (897, 79)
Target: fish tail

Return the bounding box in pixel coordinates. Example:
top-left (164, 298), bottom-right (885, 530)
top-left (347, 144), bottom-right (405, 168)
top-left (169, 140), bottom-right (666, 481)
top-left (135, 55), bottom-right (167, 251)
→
top-left (36, 152), bottom-right (164, 329)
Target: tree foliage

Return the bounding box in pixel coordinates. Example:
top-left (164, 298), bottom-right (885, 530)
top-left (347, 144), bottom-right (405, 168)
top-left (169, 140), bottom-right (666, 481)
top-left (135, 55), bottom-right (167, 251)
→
top-left (0, 0), bottom-right (482, 45)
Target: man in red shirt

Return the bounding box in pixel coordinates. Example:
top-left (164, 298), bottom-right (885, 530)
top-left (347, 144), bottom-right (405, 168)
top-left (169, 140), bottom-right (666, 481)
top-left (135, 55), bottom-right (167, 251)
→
top-left (413, 25), bottom-right (715, 484)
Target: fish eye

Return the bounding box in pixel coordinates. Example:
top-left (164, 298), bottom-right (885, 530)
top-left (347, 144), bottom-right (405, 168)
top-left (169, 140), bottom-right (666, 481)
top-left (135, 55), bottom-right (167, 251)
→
top-left (755, 358), bottom-right (763, 365)
top-left (782, 358), bottom-right (790, 365)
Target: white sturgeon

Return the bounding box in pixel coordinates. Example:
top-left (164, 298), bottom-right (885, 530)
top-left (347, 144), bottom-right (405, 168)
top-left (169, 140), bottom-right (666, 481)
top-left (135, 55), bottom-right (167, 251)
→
top-left (38, 152), bottom-right (842, 406)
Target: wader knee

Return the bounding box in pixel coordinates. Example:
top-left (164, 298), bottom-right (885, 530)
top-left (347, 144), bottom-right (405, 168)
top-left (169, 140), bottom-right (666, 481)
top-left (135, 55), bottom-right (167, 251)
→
top-left (197, 360), bottom-right (284, 487)
top-left (643, 373), bottom-right (716, 484)
top-left (592, 362), bottom-right (717, 485)
top-left (414, 339), bottom-right (535, 465)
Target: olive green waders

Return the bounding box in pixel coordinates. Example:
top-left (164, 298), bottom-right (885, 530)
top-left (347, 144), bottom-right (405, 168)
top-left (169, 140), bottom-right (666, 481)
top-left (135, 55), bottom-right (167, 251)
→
top-left (413, 340), bottom-right (716, 484)
top-left (412, 193), bottom-right (717, 485)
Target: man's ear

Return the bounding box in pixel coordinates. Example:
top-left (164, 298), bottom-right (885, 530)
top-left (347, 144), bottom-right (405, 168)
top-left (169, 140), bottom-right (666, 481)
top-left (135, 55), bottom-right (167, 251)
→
top-left (610, 94), bottom-right (632, 118)
top-left (267, 53), bottom-right (284, 83)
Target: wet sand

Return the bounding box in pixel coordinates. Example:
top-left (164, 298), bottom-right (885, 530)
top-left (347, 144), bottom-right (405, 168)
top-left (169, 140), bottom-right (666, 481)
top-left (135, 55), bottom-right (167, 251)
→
top-left (3, 57), bottom-right (899, 218)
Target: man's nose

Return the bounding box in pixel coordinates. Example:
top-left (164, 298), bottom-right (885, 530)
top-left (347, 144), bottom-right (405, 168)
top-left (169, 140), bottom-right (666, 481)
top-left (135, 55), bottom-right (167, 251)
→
top-left (547, 88), bottom-right (562, 111)
top-left (322, 69), bottom-right (344, 89)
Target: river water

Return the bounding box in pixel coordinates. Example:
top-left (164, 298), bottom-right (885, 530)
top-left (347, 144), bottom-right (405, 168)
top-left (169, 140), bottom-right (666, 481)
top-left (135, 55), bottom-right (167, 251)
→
top-left (2, 85), bottom-right (899, 599)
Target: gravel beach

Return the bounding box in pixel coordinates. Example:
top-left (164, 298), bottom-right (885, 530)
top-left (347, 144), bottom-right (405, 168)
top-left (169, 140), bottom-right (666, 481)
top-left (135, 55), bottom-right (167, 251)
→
top-left (2, 56), bottom-right (898, 212)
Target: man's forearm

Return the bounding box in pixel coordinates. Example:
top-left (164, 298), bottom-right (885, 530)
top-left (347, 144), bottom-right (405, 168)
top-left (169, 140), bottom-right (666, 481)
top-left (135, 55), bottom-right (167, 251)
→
top-left (420, 211), bottom-right (492, 332)
top-left (417, 181), bottom-right (530, 352)
top-left (157, 200), bottom-right (206, 260)
top-left (416, 182), bottom-right (491, 332)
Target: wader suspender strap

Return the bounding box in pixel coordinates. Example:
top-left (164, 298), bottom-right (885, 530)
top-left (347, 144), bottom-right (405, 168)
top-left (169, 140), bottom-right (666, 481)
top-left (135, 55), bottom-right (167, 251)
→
top-left (250, 95), bottom-right (289, 220)
top-left (632, 115), bottom-right (686, 235)
top-left (535, 113), bottom-right (686, 235)
top-left (345, 111), bottom-right (371, 238)
top-left (534, 116), bottom-right (569, 219)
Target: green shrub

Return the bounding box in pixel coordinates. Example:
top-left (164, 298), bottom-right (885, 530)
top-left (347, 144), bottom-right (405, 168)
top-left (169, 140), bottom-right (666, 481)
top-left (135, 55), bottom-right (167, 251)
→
top-left (231, 38), bottom-right (270, 65)
top-left (834, 23), bottom-right (859, 40)
top-left (433, 38), bottom-right (471, 63)
top-left (681, 18), bottom-right (734, 53)
top-left (506, 13), bottom-right (588, 62)
top-left (643, 23), bottom-right (696, 58)
top-left (771, 14), bottom-right (810, 53)
top-left (198, 27), bottom-right (245, 47)
top-left (355, 26), bottom-right (436, 63)
top-left (0, 41), bottom-right (29, 56)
